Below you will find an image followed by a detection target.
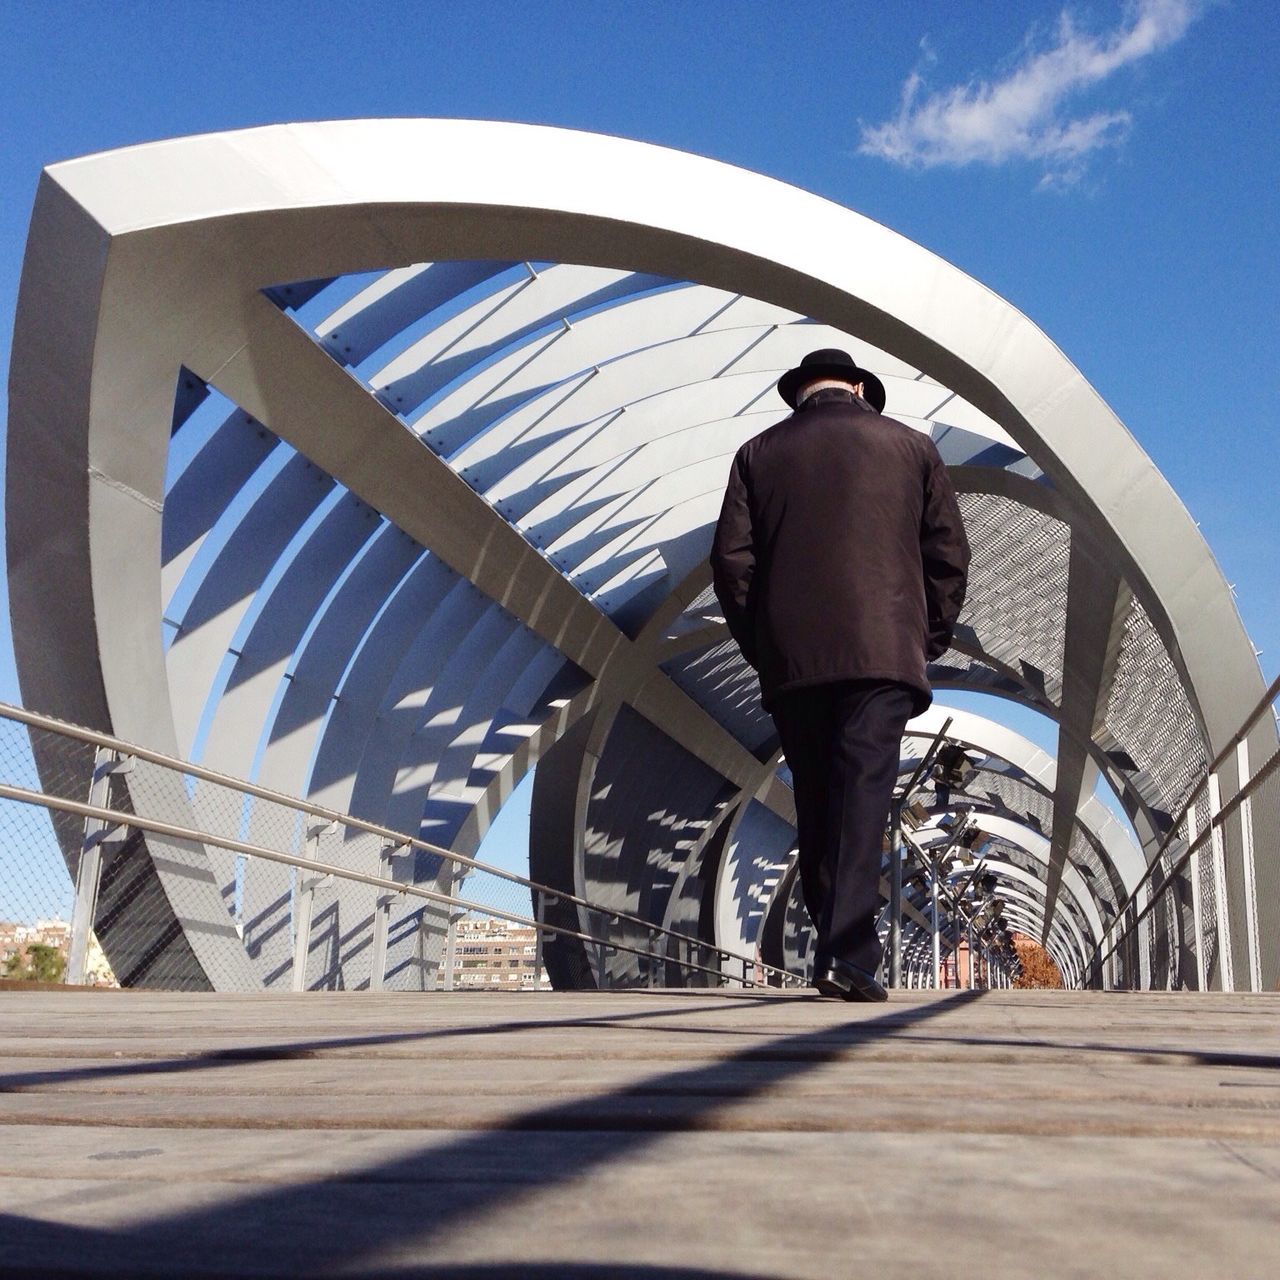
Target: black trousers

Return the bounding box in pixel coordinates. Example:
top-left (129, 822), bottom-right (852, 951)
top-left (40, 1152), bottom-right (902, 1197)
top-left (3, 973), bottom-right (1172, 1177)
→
top-left (770, 679), bottom-right (915, 975)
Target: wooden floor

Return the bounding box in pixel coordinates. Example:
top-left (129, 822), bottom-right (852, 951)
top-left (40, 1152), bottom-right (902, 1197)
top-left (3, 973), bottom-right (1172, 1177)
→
top-left (2, 987), bottom-right (1278, 1278)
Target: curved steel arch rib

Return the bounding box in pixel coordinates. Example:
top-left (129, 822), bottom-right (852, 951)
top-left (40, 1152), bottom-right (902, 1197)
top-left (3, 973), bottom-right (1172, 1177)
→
top-left (8, 119), bottom-right (1274, 990)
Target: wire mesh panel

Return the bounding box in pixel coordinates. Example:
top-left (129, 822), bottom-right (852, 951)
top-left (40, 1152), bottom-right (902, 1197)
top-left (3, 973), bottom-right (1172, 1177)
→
top-left (954, 493), bottom-right (1069, 703)
top-left (1103, 593), bottom-right (1208, 824)
top-left (0, 791), bottom-right (79, 982)
top-left (0, 704), bottom-right (800, 994)
top-left (0, 715), bottom-right (101, 983)
top-left (1190, 801), bottom-right (1221, 987)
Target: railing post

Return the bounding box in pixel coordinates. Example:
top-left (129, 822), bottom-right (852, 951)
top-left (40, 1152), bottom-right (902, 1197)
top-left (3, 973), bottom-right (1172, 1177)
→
top-left (1127, 903), bottom-right (1141, 990)
top-left (1137, 879), bottom-right (1155, 990)
top-left (888, 800), bottom-right (903, 988)
top-left (369, 839), bottom-right (405, 993)
top-left (293, 819), bottom-right (337, 991)
top-left (66, 749), bottom-right (131, 986)
top-left (1235, 739), bottom-right (1262, 992)
top-left (1206, 771), bottom-right (1235, 992)
top-left (1184, 800), bottom-right (1206, 990)
top-left (442, 864), bottom-right (462, 993)
top-left (595, 911), bottom-right (610, 989)
top-left (533, 890), bottom-right (545, 986)
top-left (415, 909), bottom-right (429, 992)
top-left (930, 866), bottom-right (941, 989)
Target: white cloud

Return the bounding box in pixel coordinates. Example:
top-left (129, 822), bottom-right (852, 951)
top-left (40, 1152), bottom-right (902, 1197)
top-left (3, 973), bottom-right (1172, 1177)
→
top-left (859, 0), bottom-right (1201, 187)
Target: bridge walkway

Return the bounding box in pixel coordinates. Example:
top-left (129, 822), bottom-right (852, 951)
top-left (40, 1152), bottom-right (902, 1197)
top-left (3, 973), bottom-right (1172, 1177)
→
top-left (2, 988), bottom-right (1278, 1277)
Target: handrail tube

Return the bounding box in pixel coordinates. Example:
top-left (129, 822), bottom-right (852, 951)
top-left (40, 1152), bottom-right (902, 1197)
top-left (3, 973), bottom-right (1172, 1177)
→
top-left (0, 779), bottom-right (799, 989)
top-left (0, 701), bottom-right (761, 975)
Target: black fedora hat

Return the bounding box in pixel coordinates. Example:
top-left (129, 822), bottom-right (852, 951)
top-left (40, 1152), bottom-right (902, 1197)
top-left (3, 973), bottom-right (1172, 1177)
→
top-left (777, 348), bottom-right (886, 414)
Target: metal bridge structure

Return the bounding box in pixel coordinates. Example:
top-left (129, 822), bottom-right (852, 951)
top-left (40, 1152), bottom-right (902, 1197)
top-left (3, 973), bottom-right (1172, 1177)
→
top-left (7, 119), bottom-right (1277, 994)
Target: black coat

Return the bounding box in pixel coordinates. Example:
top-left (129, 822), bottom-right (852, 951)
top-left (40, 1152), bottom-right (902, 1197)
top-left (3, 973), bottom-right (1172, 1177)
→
top-left (710, 387), bottom-right (970, 716)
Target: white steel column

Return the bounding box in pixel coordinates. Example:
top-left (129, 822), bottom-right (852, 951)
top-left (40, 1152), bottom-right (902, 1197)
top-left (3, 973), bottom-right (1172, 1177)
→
top-left (1206, 773), bottom-right (1235, 992)
top-left (368, 839), bottom-right (407, 992)
top-left (66, 749), bottom-right (130, 985)
top-left (1186, 800), bottom-right (1207, 990)
top-left (293, 820), bottom-right (337, 992)
top-left (1236, 740), bottom-right (1262, 992)
top-left (441, 865), bottom-right (463, 992)
top-left (930, 871), bottom-right (941, 988)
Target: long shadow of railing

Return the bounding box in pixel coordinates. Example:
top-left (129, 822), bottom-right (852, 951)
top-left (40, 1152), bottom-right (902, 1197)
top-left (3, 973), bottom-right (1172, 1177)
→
top-left (1, 992), bottom-right (982, 1277)
top-left (0, 994), bottom-right (771, 1091)
top-left (882, 1029), bottom-right (1280, 1071)
top-left (8, 988), bottom-right (1275, 1099)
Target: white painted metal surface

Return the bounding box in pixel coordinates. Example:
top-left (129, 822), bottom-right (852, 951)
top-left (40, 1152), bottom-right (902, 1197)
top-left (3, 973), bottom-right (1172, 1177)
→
top-left (8, 120), bottom-right (1275, 991)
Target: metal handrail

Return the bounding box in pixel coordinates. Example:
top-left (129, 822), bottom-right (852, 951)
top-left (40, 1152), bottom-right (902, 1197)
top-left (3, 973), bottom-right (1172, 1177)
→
top-left (1, 701), bottom-right (798, 987)
top-left (0, 778), bottom-right (798, 989)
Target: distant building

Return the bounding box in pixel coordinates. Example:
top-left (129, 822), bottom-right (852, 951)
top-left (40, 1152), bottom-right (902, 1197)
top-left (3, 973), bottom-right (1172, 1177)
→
top-left (1, 918), bottom-right (67, 982)
top-left (0, 918), bottom-right (118, 986)
top-left (0, 921), bottom-right (33, 966)
top-left (34, 918), bottom-right (71, 949)
top-left (453, 917), bottom-right (550, 991)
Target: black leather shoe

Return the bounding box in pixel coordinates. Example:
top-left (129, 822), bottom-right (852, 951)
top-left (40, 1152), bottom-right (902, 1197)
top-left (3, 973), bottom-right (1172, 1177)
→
top-left (814, 957), bottom-right (888, 1002)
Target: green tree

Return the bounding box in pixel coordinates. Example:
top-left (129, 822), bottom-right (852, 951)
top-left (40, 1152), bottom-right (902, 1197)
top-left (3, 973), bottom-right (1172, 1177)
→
top-left (3, 943), bottom-right (66, 983)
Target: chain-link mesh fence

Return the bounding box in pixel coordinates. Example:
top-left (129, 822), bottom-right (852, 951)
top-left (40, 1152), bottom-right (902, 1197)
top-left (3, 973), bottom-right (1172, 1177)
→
top-left (0, 714), bottom-right (97, 983)
top-left (10, 686), bottom-right (1273, 997)
top-left (0, 703), bottom-right (800, 993)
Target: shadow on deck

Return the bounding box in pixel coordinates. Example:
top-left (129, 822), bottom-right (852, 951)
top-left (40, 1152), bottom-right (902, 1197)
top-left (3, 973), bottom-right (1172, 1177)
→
top-left (1, 988), bottom-right (1278, 1277)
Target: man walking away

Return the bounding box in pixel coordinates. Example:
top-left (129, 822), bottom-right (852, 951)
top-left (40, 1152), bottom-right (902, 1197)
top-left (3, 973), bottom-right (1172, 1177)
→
top-left (710, 349), bottom-right (970, 1001)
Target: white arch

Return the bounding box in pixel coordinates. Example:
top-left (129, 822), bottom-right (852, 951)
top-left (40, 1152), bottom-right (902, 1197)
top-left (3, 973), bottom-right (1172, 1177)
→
top-left (8, 120), bottom-right (1272, 989)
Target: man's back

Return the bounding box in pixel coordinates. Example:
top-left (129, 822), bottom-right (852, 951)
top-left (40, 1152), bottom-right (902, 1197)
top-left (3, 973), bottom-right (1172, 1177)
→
top-left (711, 387), bottom-right (968, 714)
top-left (711, 351), bottom-right (970, 999)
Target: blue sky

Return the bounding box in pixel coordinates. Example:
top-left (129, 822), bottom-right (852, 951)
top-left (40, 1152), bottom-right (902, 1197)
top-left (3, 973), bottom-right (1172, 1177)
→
top-left (0, 1), bottom-right (1276, 911)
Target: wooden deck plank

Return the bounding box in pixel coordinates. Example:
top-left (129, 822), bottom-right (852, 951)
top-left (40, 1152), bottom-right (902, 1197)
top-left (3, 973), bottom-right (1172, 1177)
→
top-left (1, 988), bottom-right (1278, 1277)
